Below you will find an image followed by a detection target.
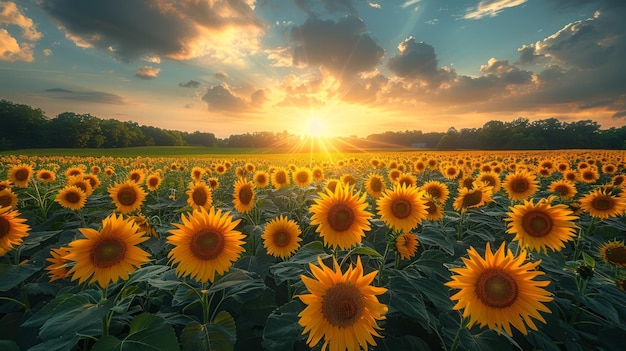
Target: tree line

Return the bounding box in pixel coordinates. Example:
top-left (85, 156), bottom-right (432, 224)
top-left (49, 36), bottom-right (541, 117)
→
top-left (1, 99), bottom-right (624, 150)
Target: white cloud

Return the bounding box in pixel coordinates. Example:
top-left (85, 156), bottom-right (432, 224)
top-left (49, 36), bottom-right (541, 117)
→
top-left (135, 66), bottom-right (161, 79)
top-left (464, 0), bottom-right (527, 20)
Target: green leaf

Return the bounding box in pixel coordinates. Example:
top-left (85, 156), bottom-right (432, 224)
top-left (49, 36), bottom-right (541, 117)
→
top-left (387, 270), bottom-right (431, 328)
top-left (180, 311), bottom-right (236, 351)
top-left (125, 265), bottom-right (170, 285)
top-left (25, 333), bottom-right (81, 351)
top-left (0, 263), bottom-right (40, 291)
top-left (206, 269), bottom-right (253, 293)
top-left (262, 300), bottom-right (304, 351)
top-left (270, 262), bottom-right (306, 286)
top-left (92, 313), bottom-right (181, 351)
top-left (419, 225), bottom-right (456, 255)
top-left (0, 340), bottom-right (20, 351)
top-left (349, 246), bottom-right (383, 259)
top-left (581, 251), bottom-right (595, 269)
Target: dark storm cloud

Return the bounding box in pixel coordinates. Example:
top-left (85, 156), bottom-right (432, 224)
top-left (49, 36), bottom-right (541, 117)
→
top-left (290, 16), bottom-right (384, 78)
top-left (386, 37), bottom-right (455, 88)
top-left (479, 58), bottom-right (533, 85)
top-left (178, 80), bottom-right (201, 88)
top-left (41, 0), bottom-right (265, 62)
top-left (612, 111), bottom-right (626, 119)
top-left (44, 88), bottom-right (126, 104)
top-left (579, 99), bottom-right (616, 110)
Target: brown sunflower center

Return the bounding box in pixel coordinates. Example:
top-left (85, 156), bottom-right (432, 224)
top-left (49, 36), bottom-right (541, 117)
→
top-left (130, 173), bottom-right (141, 183)
top-left (74, 182), bottom-right (89, 194)
top-left (426, 186), bottom-right (441, 198)
top-left (40, 172), bottom-right (52, 180)
top-left (321, 282), bottom-right (365, 328)
top-left (592, 196), bottom-right (614, 211)
top-left (0, 217), bottom-right (11, 238)
top-left (238, 185), bottom-right (254, 205)
top-left (481, 176), bottom-right (496, 186)
top-left (446, 168), bottom-right (457, 176)
top-left (91, 238), bottom-right (127, 268)
top-left (256, 174), bottom-right (267, 184)
top-left (275, 171), bottom-right (287, 184)
top-left (273, 231), bottom-right (291, 247)
top-left (522, 210), bottom-right (553, 237)
top-left (190, 229), bottom-right (225, 260)
top-left (0, 195), bottom-right (12, 207)
top-left (117, 186), bottom-right (137, 206)
top-left (582, 171), bottom-right (595, 180)
top-left (461, 190), bottom-right (484, 208)
top-left (554, 185), bottom-right (570, 196)
top-left (148, 177), bottom-right (160, 188)
top-left (296, 172), bottom-right (309, 184)
top-left (475, 269), bottom-right (518, 309)
top-left (327, 203), bottom-right (355, 232)
top-left (192, 188), bottom-right (208, 206)
top-left (65, 191), bottom-right (82, 204)
top-left (605, 246), bottom-right (626, 265)
top-left (369, 177), bottom-right (383, 192)
top-left (391, 198), bottom-right (412, 219)
top-left (512, 179), bottom-right (529, 193)
top-left (425, 200), bottom-right (437, 214)
top-left (14, 169), bottom-right (30, 181)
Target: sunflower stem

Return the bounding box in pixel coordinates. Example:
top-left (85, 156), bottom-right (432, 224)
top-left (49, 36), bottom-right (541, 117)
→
top-left (456, 211), bottom-right (466, 241)
top-left (0, 296), bottom-right (27, 309)
top-left (450, 316), bottom-right (466, 351)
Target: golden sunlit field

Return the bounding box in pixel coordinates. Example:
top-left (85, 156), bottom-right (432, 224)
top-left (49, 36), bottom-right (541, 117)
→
top-left (1, 149), bottom-right (626, 351)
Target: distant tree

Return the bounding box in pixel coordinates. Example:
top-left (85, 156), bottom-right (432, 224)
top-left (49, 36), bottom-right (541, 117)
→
top-left (49, 112), bottom-right (104, 148)
top-left (0, 100), bottom-right (50, 149)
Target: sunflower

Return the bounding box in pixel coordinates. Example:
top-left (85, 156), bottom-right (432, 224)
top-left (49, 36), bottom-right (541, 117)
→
top-left (45, 247), bottom-right (71, 282)
top-left (233, 179), bottom-right (255, 214)
top-left (421, 180), bottom-right (450, 204)
top-left (215, 164), bottom-right (227, 175)
top-left (445, 242), bottom-right (553, 337)
top-left (505, 196), bottom-right (578, 253)
top-left (387, 169), bottom-right (401, 183)
top-left (67, 176), bottom-right (94, 196)
top-left (395, 233), bottom-right (419, 260)
top-left (0, 180), bottom-right (10, 191)
top-left (441, 164), bottom-right (460, 180)
top-left (424, 197), bottom-right (445, 221)
top-left (190, 167), bottom-right (205, 182)
top-left (36, 169), bottom-right (56, 183)
top-left (325, 179), bottom-right (340, 193)
top-left (579, 168), bottom-right (599, 183)
top-left (91, 165), bottom-right (101, 174)
top-left (83, 174), bottom-right (101, 191)
top-left (167, 207), bottom-right (245, 283)
top-left (186, 181), bottom-right (213, 211)
top-left (599, 240), bottom-right (626, 267)
top-left (261, 215), bottom-right (302, 259)
top-left (129, 214), bottom-right (158, 238)
top-left (65, 213), bottom-right (150, 288)
top-left (396, 173), bottom-right (417, 188)
top-left (612, 174), bottom-right (626, 188)
top-left (108, 181), bottom-right (147, 214)
top-left (298, 256), bottom-right (387, 351)
top-left (310, 183), bottom-right (372, 250)
top-left (8, 164), bottom-right (33, 188)
top-left (453, 181), bottom-right (493, 212)
top-left (601, 163), bottom-right (617, 175)
top-left (293, 167), bottom-right (313, 187)
top-left (104, 167), bottom-right (115, 177)
top-left (364, 173), bottom-right (387, 199)
top-left (0, 206), bottom-right (31, 256)
top-left (579, 188), bottom-right (626, 219)
top-left (244, 162), bottom-right (256, 173)
top-left (0, 189), bottom-right (18, 209)
top-left (55, 185), bottom-right (88, 211)
top-left (128, 169), bottom-right (146, 184)
top-left (377, 184), bottom-right (428, 233)
top-left (271, 168), bottom-right (290, 189)
top-left (312, 166), bottom-right (325, 182)
top-left (547, 180), bottom-right (577, 200)
top-left (477, 171), bottom-right (501, 193)
top-left (340, 173), bottom-right (357, 186)
top-left (145, 172), bottom-right (163, 191)
top-left (235, 167), bottom-right (247, 179)
top-left (503, 170), bottom-right (539, 201)
top-left (562, 170), bottom-right (578, 183)
top-left (65, 166), bottom-right (84, 178)
top-left (253, 171), bottom-right (270, 188)
top-left (208, 177), bottom-right (220, 190)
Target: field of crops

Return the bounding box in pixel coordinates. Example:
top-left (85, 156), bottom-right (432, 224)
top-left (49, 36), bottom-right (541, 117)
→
top-left (1, 149), bottom-right (625, 351)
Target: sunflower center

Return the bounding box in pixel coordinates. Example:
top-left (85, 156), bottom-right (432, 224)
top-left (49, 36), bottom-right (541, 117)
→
top-left (91, 238), bottom-right (127, 268)
top-left (322, 282), bottom-right (364, 328)
top-left (427, 187), bottom-right (441, 198)
top-left (65, 191), bottom-right (82, 204)
top-left (462, 178), bottom-right (474, 189)
top-left (0, 195), bottom-right (12, 207)
top-left (40, 172), bottom-right (51, 180)
top-left (238, 185), bottom-right (254, 205)
top-left (522, 211), bottom-right (553, 237)
top-left (192, 188), bottom-right (208, 206)
top-left (512, 179), bottom-right (528, 193)
top-left (606, 246), bottom-right (626, 265)
top-left (275, 172), bottom-right (287, 184)
top-left (476, 269), bottom-right (518, 309)
top-left (391, 199), bottom-right (412, 219)
top-left (461, 190), bottom-right (484, 208)
top-left (297, 172), bottom-right (309, 184)
top-left (130, 173), bottom-right (141, 183)
top-left (148, 178), bottom-right (159, 188)
top-left (370, 178), bottom-right (383, 192)
top-left (327, 203), bottom-right (355, 232)
top-left (117, 187), bottom-right (137, 206)
top-left (592, 196), bottom-right (613, 211)
top-left (554, 185), bottom-right (570, 196)
top-left (273, 231), bottom-right (291, 247)
top-left (425, 200), bottom-right (437, 214)
top-left (256, 174), bottom-right (267, 184)
top-left (191, 229), bottom-right (225, 260)
top-left (15, 169), bottom-right (30, 181)
top-left (582, 171), bottom-right (595, 180)
top-left (481, 176), bottom-right (496, 186)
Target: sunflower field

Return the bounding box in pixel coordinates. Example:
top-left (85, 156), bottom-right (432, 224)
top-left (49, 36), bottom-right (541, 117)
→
top-left (1, 149), bottom-right (626, 351)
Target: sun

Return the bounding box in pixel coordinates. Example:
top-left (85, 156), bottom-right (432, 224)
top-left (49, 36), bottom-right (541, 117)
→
top-left (307, 118), bottom-right (324, 137)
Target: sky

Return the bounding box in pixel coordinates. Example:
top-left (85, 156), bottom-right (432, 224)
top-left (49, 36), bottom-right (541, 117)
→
top-left (1, 0), bottom-right (625, 138)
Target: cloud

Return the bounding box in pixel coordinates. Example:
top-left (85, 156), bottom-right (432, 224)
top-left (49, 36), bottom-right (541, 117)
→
top-left (201, 83), bottom-right (264, 112)
top-left (464, 0), bottom-right (527, 20)
top-left (179, 80), bottom-right (201, 88)
top-left (294, 0), bottom-right (357, 16)
top-left (612, 111), bottom-right (626, 119)
top-left (214, 71), bottom-right (228, 80)
top-left (479, 58), bottom-right (533, 85)
top-left (41, 0), bottom-right (266, 62)
top-left (135, 66), bottom-right (161, 79)
top-left (368, 3), bottom-right (381, 9)
top-left (401, 0), bottom-right (421, 9)
top-left (0, 1), bottom-right (41, 62)
top-left (44, 88), bottom-right (127, 104)
top-left (290, 16), bottom-right (385, 79)
top-left (386, 37), bottom-right (455, 87)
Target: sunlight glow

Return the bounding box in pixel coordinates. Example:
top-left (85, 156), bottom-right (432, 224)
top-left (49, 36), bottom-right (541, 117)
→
top-left (307, 118), bottom-right (324, 137)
